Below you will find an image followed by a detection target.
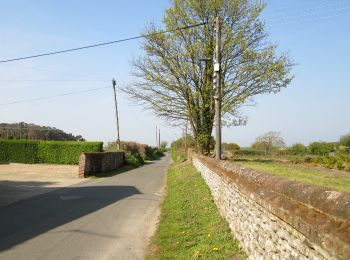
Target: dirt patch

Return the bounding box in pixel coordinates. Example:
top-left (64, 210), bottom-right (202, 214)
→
top-left (0, 163), bottom-right (84, 207)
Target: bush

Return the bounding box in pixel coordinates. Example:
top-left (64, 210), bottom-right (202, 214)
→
top-left (0, 140), bottom-right (102, 164)
top-left (106, 141), bottom-right (165, 167)
top-left (340, 133), bottom-right (350, 147)
top-left (289, 143), bottom-right (308, 156)
top-left (171, 135), bottom-right (195, 150)
top-left (146, 147), bottom-right (166, 160)
top-left (236, 148), bottom-right (266, 156)
top-left (170, 147), bottom-right (187, 163)
top-left (125, 151), bottom-right (144, 167)
top-left (308, 142), bottom-right (335, 156)
top-left (222, 142), bottom-right (240, 152)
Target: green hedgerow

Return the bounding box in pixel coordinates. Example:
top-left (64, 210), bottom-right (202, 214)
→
top-left (0, 139), bottom-right (102, 164)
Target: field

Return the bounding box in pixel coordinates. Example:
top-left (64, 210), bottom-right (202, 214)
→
top-left (232, 159), bottom-right (350, 194)
top-left (148, 162), bottom-right (245, 259)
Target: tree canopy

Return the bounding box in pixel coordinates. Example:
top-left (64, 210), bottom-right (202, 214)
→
top-left (0, 122), bottom-right (85, 141)
top-left (252, 131), bottom-right (285, 154)
top-left (340, 133), bottom-right (350, 147)
top-left (124, 0), bottom-right (293, 153)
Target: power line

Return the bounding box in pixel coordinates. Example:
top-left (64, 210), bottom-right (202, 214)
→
top-left (0, 79), bottom-right (109, 82)
top-left (0, 62), bottom-right (110, 79)
top-left (0, 22), bottom-right (207, 64)
top-left (0, 86), bottom-right (110, 106)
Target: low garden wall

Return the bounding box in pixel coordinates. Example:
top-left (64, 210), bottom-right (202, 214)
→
top-left (192, 154), bottom-right (350, 259)
top-left (79, 151), bottom-right (125, 178)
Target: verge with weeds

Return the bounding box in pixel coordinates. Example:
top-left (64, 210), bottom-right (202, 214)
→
top-left (148, 162), bottom-right (245, 259)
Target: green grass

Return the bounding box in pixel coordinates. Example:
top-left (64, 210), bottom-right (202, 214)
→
top-left (170, 148), bottom-right (187, 163)
top-left (234, 160), bottom-right (350, 194)
top-left (148, 163), bottom-right (245, 259)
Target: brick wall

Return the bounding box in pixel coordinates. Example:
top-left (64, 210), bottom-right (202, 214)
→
top-left (192, 154), bottom-right (350, 259)
top-left (79, 152), bottom-right (124, 178)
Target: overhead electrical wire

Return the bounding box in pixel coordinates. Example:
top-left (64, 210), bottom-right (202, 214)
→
top-left (0, 79), bottom-right (109, 82)
top-left (0, 62), bottom-right (110, 79)
top-left (0, 22), bottom-right (207, 64)
top-left (0, 22), bottom-right (207, 106)
top-left (0, 86), bottom-right (110, 106)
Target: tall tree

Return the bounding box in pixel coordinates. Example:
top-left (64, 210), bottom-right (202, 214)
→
top-left (340, 133), bottom-right (350, 147)
top-left (252, 131), bottom-right (285, 155)
top-left (124, 0), bottom-right (293, 153)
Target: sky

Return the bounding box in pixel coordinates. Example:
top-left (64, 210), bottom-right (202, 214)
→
top-left (0, 0), bottom-right (349, 147)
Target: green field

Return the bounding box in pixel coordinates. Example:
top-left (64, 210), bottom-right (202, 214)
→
top-left (148, 163), bottom-right (245, 259)
top-left (233, 159), bottom-right (350, 194)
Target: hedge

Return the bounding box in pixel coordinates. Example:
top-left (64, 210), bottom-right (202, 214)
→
top-left (0, 140), bottom-right (103, 165)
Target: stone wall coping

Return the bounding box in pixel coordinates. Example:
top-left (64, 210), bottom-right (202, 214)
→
top-left (194, 154), bottom-right (350, 259)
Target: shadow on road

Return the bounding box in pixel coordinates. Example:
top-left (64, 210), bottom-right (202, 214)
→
top-left (0, 183), bottom-right (141, 252)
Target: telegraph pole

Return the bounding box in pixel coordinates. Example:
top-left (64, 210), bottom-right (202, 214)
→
top-left (158, 128), bottom-right (161, 148)
top-left (112, 78), bottom-right (121, 150)
top-left (156, 126), bottom-right (158, 147)
top-left (214, 17), bottom-right (222, 160)
top-left (185, 121), bottom-right (188, 151)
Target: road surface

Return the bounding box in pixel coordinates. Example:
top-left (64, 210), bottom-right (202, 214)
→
top-left (0, 154), bottom-right (170, 260)
top-left (0, 163), bottom-right (81, 207)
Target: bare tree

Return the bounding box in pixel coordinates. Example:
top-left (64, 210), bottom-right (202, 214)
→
top-left (124, 0), bottom-right (293, 153)
top-left (252, 131), bottom-right (285, 155)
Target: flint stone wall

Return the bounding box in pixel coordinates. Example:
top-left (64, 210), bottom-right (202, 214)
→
top-left (79, 152), bottom-right (124, 178)
top-left (192, 154), bottom-right (350, 259)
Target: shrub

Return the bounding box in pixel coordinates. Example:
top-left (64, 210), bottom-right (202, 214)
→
top-left (236, 148), bottom-right (266, 156)
top-left (171, 135), bottom-right (196, 150)
top-left (222, 142), bottom-right (240, 152)
top-left (340, 133), bottom-right (350, 147)
top-left (289, 143), bottom-right (308, 156)
top-left (106, 141), bottom-right (164, 166)
top-left (0, 140), bottom-right (102, 164)
top-left (308, 142), bottom-right (334, 156)
top-left (147, 147), bottom-right (164, 160)
top-left (125, 151), bottom-right (144, 167)
top-left (170, 147), bottom-right (187, 163)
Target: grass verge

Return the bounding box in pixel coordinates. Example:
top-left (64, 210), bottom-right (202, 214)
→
top-left (234, 160), bottom-right (350, 194)
top-left (170, 148), bottom-right (187, 163)
top-left (148, 162), bottom-right (245, 259)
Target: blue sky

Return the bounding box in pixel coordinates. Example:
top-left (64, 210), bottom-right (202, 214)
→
top-left (0, 0), bottom-right (349, 147)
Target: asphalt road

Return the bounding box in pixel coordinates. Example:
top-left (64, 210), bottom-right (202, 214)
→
top-left (0, 154), bottom-right (170, 260)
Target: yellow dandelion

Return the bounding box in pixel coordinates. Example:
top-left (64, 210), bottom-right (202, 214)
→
top-left (194, 251), bottom-right (202, 258)
top-left (207, 233), bottom-right (211, 238)
top-left (212, 247), bottom-right (220, 251)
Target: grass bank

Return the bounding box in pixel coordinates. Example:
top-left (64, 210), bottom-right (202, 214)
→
top-left (148, 162), bottom-right (245, 259)
top-left (234, 160), bottom-right (350, 194)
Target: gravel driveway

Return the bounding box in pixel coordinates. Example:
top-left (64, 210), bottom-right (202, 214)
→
top-left (0, 163), bottom-right (84, 207)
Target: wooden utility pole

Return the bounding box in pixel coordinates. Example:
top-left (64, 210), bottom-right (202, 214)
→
top-left (214, 17), bottom-right (222, 160)
top-left (112, 78), bottom-right (121, 150)
top-left (158, 128), bottom-right (161, 148)
top-left (156, 126), bottom-right (158, 147)
top-left (185, 121), bottom-right (188, 151)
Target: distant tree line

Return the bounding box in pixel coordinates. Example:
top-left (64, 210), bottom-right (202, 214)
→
top-left (0, 122), bottom-right (85, 141)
